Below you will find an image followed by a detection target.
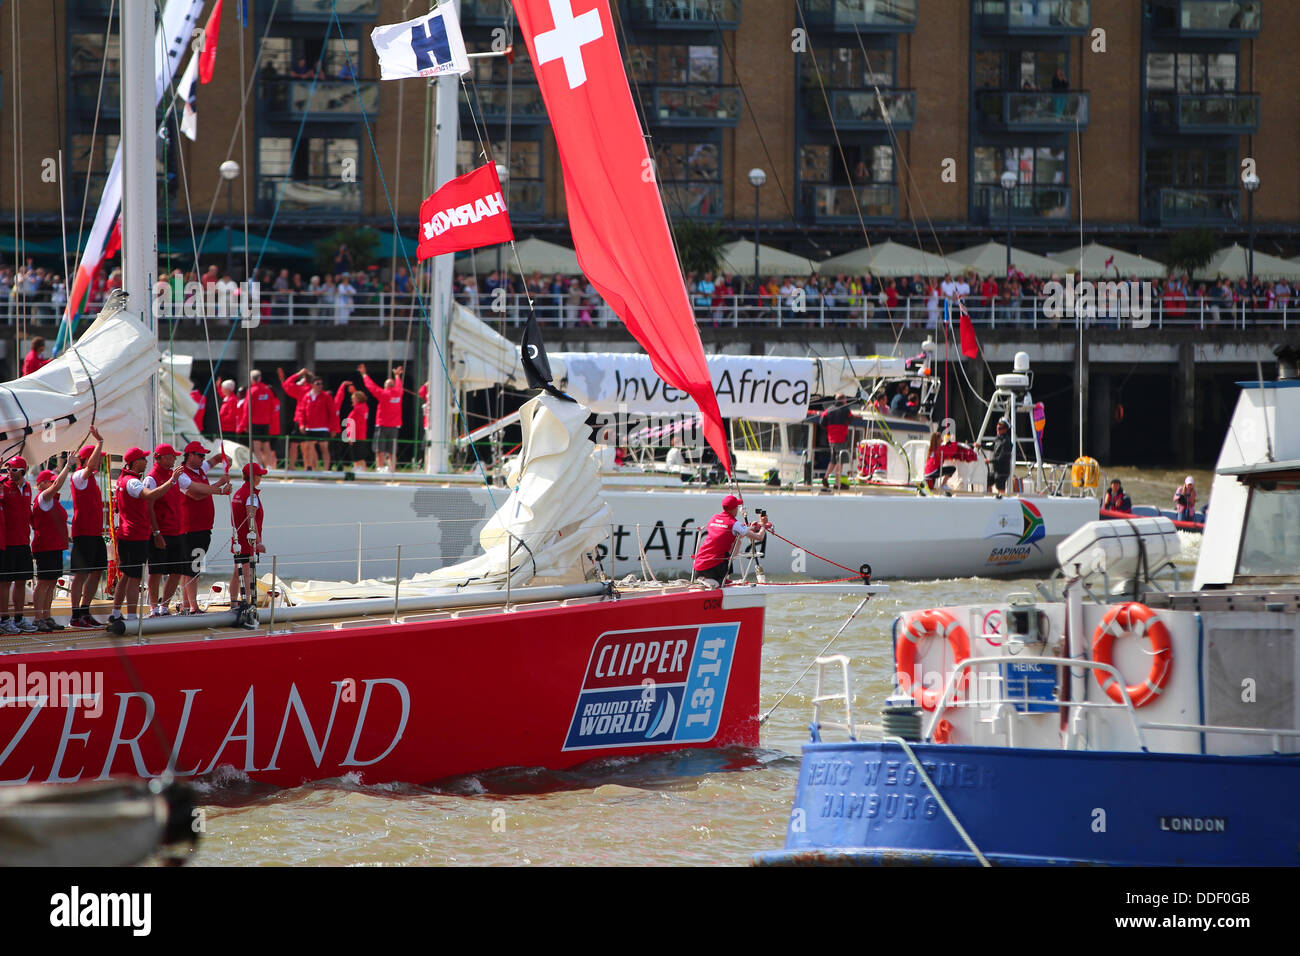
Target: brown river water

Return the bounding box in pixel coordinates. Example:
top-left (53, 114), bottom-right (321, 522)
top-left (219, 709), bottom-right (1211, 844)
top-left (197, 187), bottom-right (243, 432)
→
top-left (189, 467), bottom-right (1208, 866)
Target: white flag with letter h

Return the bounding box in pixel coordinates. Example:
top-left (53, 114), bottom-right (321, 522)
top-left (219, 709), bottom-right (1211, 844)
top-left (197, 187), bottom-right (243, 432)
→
top-left (370, 6), bottom-right (471, 80)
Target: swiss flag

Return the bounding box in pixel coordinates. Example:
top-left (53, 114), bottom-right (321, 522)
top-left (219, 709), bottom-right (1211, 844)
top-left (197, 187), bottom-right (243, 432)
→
top-left (513, 0), bottom-right (731, 473)
top-left (417, 163), bottom-right (514, 260)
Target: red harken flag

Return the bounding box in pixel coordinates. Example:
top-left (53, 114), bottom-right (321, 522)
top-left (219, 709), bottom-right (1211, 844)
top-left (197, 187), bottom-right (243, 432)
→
top-left (513, 0), bottom-right (732, 473)
top-left (416, 163), bottom-right (514, 260)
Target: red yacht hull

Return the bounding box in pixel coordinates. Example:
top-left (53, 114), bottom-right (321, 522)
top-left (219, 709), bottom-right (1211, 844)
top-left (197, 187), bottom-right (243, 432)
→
top-left (0, 590), bottom-right (764, 788)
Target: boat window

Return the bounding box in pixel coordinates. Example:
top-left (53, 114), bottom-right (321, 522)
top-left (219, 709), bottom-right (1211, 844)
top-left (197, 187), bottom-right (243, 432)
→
top-left (1236, 482), bottom-right (1300, 577)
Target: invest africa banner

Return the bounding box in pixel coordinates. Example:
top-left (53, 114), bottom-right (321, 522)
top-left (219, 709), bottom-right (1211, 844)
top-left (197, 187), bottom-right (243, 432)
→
top-left (555, 353), bottom-right (817, 422)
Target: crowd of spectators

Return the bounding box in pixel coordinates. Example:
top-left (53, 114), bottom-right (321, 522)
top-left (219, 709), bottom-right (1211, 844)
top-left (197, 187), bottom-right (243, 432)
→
top-left (0, 262), bottom-right (68, 321)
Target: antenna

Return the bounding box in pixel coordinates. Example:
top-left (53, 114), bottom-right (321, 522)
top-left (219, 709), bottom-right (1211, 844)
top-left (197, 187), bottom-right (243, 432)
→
top-left (1255, 350), bottom-right (1274, 463)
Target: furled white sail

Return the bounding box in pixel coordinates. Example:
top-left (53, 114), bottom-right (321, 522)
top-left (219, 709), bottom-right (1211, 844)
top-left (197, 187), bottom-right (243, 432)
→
top-left (2, 291), bottom-right (159, 460)
top-left (275, 391), bottom-right (609, 602)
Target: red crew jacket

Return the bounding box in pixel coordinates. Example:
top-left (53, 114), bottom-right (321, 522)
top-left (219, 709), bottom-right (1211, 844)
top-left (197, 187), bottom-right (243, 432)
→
top-left (363, 374), bottom-right (404, 428)
top-left (692, 510), bottom-right (745, 571)
top-left (337, 384), bottom-right (369, 441)
top-left (31, 494), bottom-right (68, 553)
top-left (231, 482), bottom-right (264, 556)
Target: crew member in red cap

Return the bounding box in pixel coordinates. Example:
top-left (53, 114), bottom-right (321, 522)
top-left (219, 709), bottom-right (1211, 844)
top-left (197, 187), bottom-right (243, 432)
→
top-left (359, 363), bottom-right (404, 472)
top-left (691, 493), bottom-right (772, 586)
top-left (178, 440), bottom-right (231, 614)
top-left (31, 454), bottom-right (76, 632)
top-left (145, 443), bottom-right (187, 616)
top-left (0, 455), bottom-right (36, 633)
top-left (69, 426), bottom-right (107, 628)
top-left (231, 462), bottom-right (266, 608)
top-left (109, 445), bottom-right (181, 627)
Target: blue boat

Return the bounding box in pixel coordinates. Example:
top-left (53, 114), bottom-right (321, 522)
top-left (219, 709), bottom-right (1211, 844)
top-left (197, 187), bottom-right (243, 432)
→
top-left (758, 348), bottom-right (1300, 866)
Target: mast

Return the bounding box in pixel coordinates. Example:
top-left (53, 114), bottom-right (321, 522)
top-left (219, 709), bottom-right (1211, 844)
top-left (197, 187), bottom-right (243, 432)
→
top-left (121, 0), bottom-right (160, 451)
top-left (424, 24), bottom-right (459, 474)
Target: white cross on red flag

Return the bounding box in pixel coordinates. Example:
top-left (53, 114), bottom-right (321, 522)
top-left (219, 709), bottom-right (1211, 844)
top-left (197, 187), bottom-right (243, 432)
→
top-left (513, 0), bottom-right (731, 474)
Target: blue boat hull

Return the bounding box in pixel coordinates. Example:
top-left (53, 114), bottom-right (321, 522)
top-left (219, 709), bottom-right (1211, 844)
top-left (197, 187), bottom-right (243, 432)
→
top-left (755, 742), bottom-right (1300, 866)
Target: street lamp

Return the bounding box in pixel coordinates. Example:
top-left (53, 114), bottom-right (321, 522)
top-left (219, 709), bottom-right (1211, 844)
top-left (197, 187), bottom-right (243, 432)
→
top-left (219, 160), bottom-right (240, 280)
top-left (1000, 169), bottom-right (1017, 278)
top-left (748, 167), bottom-right (766, 299)
top-left (1242, 169), bottom-right (1259, 320)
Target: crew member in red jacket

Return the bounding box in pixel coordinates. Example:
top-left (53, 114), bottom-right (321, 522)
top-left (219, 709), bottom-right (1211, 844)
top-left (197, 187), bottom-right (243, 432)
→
top-left (360, 363), bottom-right (404, 472)
top-left (145, 443), bottom-right (187, 616)
top-left (21, 337), bottom-right (50, 377)
top-left (281, 370), bottom-right (336, 470)
top-left (231, 462), bottom-right (266, 608)
top-left (247, 369), bottom-right (278, 469)
top-left (337, 381), bottom-right (370, 470)
top-left (69, 427), bottom-right (107, 628)
top-left (30, 455), bottom-right (75, 632)
top-left (109, 446), bottom-right (181, 627)
top-left (218, 379), bottom-right (239, 433)
top-left (190, 386), bottom-right (207, 433)
top-left (0, 456), bottom-right (35, 633)
top-left (691, 494), bottom-right (771, 586)
top-left (178, 440), bottom-right (231, 614)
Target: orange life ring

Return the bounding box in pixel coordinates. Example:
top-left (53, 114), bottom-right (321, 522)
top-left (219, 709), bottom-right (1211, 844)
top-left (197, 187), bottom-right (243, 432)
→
top-left (895, 609), bottom-right (971, 711)
top-left (1091, 602), bottom-right (1172, 707)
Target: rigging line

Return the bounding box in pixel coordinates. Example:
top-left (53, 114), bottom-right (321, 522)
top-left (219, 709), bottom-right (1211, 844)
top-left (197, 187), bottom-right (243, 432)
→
top-left (50, 0), bottom-right (69, 292)
top-left (329, 5), bottom-right (499, 500)
top-left (70, 0), bottom-right (118, 299)
top-left (187, 0), bottom-right (283, 265)
top-left (387, 0), bottom-right (411, 375)
top-left (1075, 105), bottom-right (1085, 459)
top-left (8, 0), bottom-right (20, 362)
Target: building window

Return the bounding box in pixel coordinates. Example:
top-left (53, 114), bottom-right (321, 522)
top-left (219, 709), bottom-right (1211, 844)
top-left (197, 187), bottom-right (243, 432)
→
top-left (261, 35), bottom-right (362, 79)
top-left (654, 137), bottom-right (722, 217)
top-left (1145, 147), bottom-right (1234, 188)
top-left (258, 135), bottom-right (361, 215)
top-left (458, 139), bottom-right (544, 216)
top-left (1145, 52), bottom-right (1237, 93)
top-left (70, 133), bottom-right (120, 208)
top-left (974, 49), bottom-right (1067, 90)
top-left (70, 33), bottom-right (120, 75)
top-left (800, 142), bottom-right (896, 219)
top-left (800, 47), bottom-right (895, 89)
top-left (629, 43), bottom-right (721, 84)
top-left (973, 145), bottom-right (1069, 219)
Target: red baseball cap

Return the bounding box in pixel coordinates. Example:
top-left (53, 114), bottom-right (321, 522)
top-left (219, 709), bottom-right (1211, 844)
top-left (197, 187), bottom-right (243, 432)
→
top-left (183, 440), bottom-right (209, 455)
top-left (6, 456), bottom-right (27, 470)
top-left (35, 469), bottom-right (57, 483)
top-left (153, 442), bottom-right (180, 457)
top-left (722, 494), bottom-right (743, 510)
top-left (76, 445), bottom-right (96, 460)
top-left (242, 462), bottom-right (267, 479)
top-left (123, 446), bottom-right (148, 465)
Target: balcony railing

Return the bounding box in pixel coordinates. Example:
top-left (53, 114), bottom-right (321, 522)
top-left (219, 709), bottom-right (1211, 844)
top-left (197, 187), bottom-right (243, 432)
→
top-left (660, 183), bottom-right (723, 217)
top-left (1151, 186), bottom-right (1239, 225)
top-left (645, 85), bottom-right (742, 125)
top-left (973, 183), bottom-right (1072, 222)
top-left (805, 89), bottom-right (916, 129)
top-left (624, 0), bottom-right (741, 28)
top-left (1151, 0), bottom-right (1261, 37)
top-left (460, 0), bottom-right (512, 25)
top-left (259, 177), bottom-right (363, 217)
top-left (801, 0), bottom-right (917, 32)
top-left (283, 0), bottom-right (379, 19)
top-left (261, 80), bottom-right (380, 120)
top-left (50, 292), bottom-right (1300, 333)
top-left (976, 0), bottom-right (1091, 34)
top-left (1146, 92), bottom-right (1259, 133)
top-left (803, 184), bottom-right (898, 221)
top-left (977, 90), bottom-right (1089, 130)
top-left (464, 84), bottom-right (548, 122)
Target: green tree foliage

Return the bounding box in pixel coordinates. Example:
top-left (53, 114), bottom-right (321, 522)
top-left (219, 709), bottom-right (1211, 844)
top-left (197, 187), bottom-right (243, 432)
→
top-left (1164, 228), bottom-right (1218, 277)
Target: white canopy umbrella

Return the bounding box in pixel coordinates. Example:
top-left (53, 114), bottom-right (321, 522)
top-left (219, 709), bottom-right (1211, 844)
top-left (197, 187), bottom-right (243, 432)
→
top-left (946, 241), bottom-right (1062, 278)
top-left (454, 237), bottom-right (582, 275)
top-left (1193, 244), bottom-right (1300, 281)
top-left (818, 240), bottom-right (954, 277)
top-left (1048, 242), bottom-right (1166, 279)
top-left (717, 239), bottom-right (818, 277)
